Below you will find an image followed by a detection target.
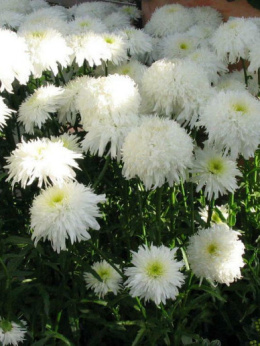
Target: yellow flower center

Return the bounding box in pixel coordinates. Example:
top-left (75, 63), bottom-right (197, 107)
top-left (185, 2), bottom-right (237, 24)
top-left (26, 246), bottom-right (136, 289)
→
top-left (146, 261), bottom-right (165, 278)
top-left (208, 158), bottom-right (225, 175)
top-left (32, 31), bottom-right (45, 38)
top-left (104, 37), bottom-right (114, 44)
top-left (207, 243), bottom-right (218, 255)
top-left (97, 268), bottom-right (111, 281)
top-left (121, 67), bottom-right (130, 75)
top-left (80, 21), bottom-right (90, 27)
top-left (49, 191), bottom-right (65, 207)
top-left (232, 103), bottom-right (248, 114)
top-left (180, 42), bottom-right (188, 50)
top-left (0, 320), bottom-right (12, 333)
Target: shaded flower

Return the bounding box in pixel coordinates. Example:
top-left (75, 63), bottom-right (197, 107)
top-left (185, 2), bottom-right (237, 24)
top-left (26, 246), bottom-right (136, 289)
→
top-left (0, 318), bottom-right (27, 346)
top-left (0, 97), bottom-right (15, 129)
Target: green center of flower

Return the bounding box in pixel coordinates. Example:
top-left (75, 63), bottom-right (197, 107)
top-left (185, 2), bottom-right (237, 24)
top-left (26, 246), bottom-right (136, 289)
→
top-left (207, 243), bottom-right (218, 255)
top-left (208, 158), bottom-right (225, 175)
top-left (233, 103), bottom-right (248, 114)
top-left (97, 268), bottom-right (111, 281)
top-left (49, 191), bottom-right (65, 207)
top-left (105, 37), bottom-right (114, 44)
top-left (180, 43), bottom-right (188, 50)
top-left (167, 7), bottom-right (178, 13)
top-left (80, 21), bottom-right (90, 27)
top-left (32, 31), bottom-right (45, 38)
top-left (146, 261), bottom-right (165, 278)
top-left (122, 67), bottom-right (130, 75)
top-left (0, 320), bottom-right (13, 333)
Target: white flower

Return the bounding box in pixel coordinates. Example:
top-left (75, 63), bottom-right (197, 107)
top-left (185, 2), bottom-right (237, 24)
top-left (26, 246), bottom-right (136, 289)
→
top-left (0, 29), bottom-right (32, 93)
top-left (101, 33), bottom-right (128, 65)
top-left (158, 33), bottom-right (199, 60)
top-left (18, 85), bottom-right (65, 134)
top-left (191, 145), bottom-right (242, 200)
top-left (73, 2), bottom-right (117, 20)
top-left (215, 73), bottom-right (247, 92)
top-left (103, 12), bottom-right (130, 32)
top-left (20, 26), bottom-right (72, 78)
top-left (5, 138), bottom-right (83, 188)
top-left (0, 318), bottom-right (27, 346)
top-left (211, 18), bottom-right (259, 63)
top-left (144, 4), bottom-right (193, 37)
top-left (84, 260), bottom-right (122, 298)
top-left (199, 204), bottom-right (229, 225)
top-left (51, 133), bottom-right (83, 154)
top-left (0, 11), bottom-right (24, 29)
top-left (187, 24), bottom-right (216, 44)
top-left (223, 70), bottom-right (259, 96)
top-left (121, 27), bottom-right (153, 59)
top-left (191, 6), bottom-right (223, 28)
top-left (0, 0), bottom-right (31, 14)
top-left (122, 116), bottom-right (193, 190)
top-left (199, 90), bottom-right (260, 159)
top-left (29, 0), bottom-right (50, 11)
top-left (30, 182), bottom-right (106, 253)
top-left (68, 15), bottom-right (107, 34)
top-left (187, 224), bottom-right (245, 285)
top-left (125, 244), bottom-right (185, 305)
top-left (118, 6), bottom-right (141, 21)
top-left (57, 76), bottom-right (89, 124)
top-left (67, 32), bottom-right (109, 68)
top-left (248, 39), bottom-right (260, 73)
top-left (0, 97), bottom-right (15, 129)
top-left (76, 74), bottom-right (141, 159)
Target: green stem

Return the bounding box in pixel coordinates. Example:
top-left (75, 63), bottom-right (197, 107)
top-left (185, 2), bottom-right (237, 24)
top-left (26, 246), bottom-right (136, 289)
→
top-left (137, 183), bottom-right (147, 244)
top-left (180, 180), bottom-right (188, 214)
top-left (105, 61), bottom-right (108, 77)
top-left (93, 156), bottom-right (111, 189)
top-left (206, 198), bottom-right (215, 228)
top-left (189, 181), bottom-right (195, 234)
top-left (241, 58), bottom-right (248, 87)
top-left (0, 257), bottom-right (10, 290)
top-left (169, 187), bottom-right (176, 235)
top-left (156, 186), bottom-right (163, 245)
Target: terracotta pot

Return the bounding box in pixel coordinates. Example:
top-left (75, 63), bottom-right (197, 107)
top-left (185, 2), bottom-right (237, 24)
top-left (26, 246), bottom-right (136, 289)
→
top-left (142, 0), bottom-right (260, 24)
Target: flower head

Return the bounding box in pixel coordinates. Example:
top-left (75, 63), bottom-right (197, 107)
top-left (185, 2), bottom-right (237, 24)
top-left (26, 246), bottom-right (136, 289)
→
top-left (122, 116), bottom-right (193, 190)
top-left (121, 27), bottom-right (153, 59)
top-left (159, 33), bottom-right (199, 60)
top-left (5, 138), bottom-right (83, 188)
top-left (125, 244), bottom-right (185, 305)
top-left (101, 33), bottom-right (128, 65)
top-left (0, 318), bottom-right (27, 346)
top-left (68, 15), bottom-right (107, 34)
top-left (191, 145), bottom-right (242, 200)
top-left (84, 260), bottom-right (122, 298)
top-left (187, 224), bottom-right (245, 285)
top-left (103, 12), bottom-right (130, 31)
top-left (30, 182), bottom-right (106, 253)
top-left (0, 97), bottom-right (15, 129)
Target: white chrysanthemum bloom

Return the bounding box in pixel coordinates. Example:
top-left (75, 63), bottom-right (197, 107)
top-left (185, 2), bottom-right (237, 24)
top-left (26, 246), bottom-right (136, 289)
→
top-left (144, 4), bottom-right (193, 37)
top-left (191, 6), bottom-right (223, 28)
top-left (18, 85), bottom-right (65, 134)
top-left (199, 204), bottom-right (229, 225)
top-left (199, 90), bottom-right (260, 159)
top-left (122, 116), bottom-right (193, 189)
top-left (0, 11), bottom-right (25, 29)
top-left (76, 75), bottom-right (141, 159)
top-left (125, 244), bottom-right (185, 305)
top-left (104, 12), bottom-right (131, 32)
top-left (68, 15), bottom-right (107, 34)
top-left (0, 97), bottom-right (15, 129)
top-left (0, 0), bottom-right (31, 14)
top-left (73, 2), bottom-right (117, 20)
top-left (101, 33), bottom-right (128, 65)
top-left (84, 260), bottom-right (122, 298)
top-left (187, 24), bottom-right (216, 44)
top-left (211, 18), bottom-right (259, 63)
top-left (0, 29), bottom-right (32, 93)
top-left (51, 133), bottom-right (83, 154)
top-left (185, 48), bottom-right (227, 84)
top-left (215, 73), bottom-right (247, 92)
top-left (57, 76), bottom-right (89, 124)
top-left (29, 0), bottom-right (50, 11)
top-left (20, 26), bottom-right (72, 78)
top-left (191, 145), bottom-right (242, 200)
top-left (121, 27), bottom-right (153, 59)
top-left (68, 32), bottom-right (109, 68)
top-left (0, 318), bottom-right (27, 346)
top-left (102, 60), bottom-right (148, 87)
top-left (159, 33), bottom-right (199, 60)
top-left (5, 138), bottom-right (83, 188)
top-left (30, 182), bottom-right (106, 253)
top-left (224, 70), bottom-right (259, 96)
top-left (118, 5), bottom-right (141, 21)
top-left (19, 7), bottom-right (68, 34)
top-left (187, 224), bottom-right (245, 285)
top-left (141, 59), bottom-right (212, 127)
top-left (248, 39), bottom-right (260, 73)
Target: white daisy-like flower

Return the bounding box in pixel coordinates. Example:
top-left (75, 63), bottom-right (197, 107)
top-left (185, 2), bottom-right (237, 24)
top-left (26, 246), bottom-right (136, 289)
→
top-left (191, 145), bottom-right (242, 200)
top-left (68, 32), bottom-right (109, 68)
top-left (187, 224), bottom-right (245, 285)
top-left (185, 48), bottom-right (228, 84)
top-left (0, 29), bottom-right (32, 93)
top-left (5, 138), bottom-right (83, 188)
top-left (73, 2), bottom-right (117, 20)
top-left (103, 12), bottom-right (130, 32)
top-left (101, 33), bottom-right (128, 65)
top-left (118, 5), bottom-right (141, 21)
top-left (121, 27), bottom-right (153, 59)
top-left (57, 76), bottom-right (89, 124)
top-left (215, 73), bottom-right (247, 92)
top-left (0, 11), bottom-right (25, 29)
top-left (125, 244), bottom-right (185, 305)
top-left (19, 26), bottom-right (72, 78)
top-left (248, 39), bottom-right (260, 73)
top-left (211, 18), bottom-right (259, 63)
top-left (18, 85), bottom-right (65, 134)
top-left (76, 74), bottom-right (141, 159)
top-left (51, 133), bottom-right (83, 154)
top-left (29, 0), bottom-right (50, 11)
top-left (199, 204), bottom-right (229, 225)
top-left (84, 260), bottom-right (122, 298)
top-left (0, 97), bottom-right (15, 129)
top-left (0, 0), bottom-right (31, 14)
top-left (30, 182), bottom-right (106, 253)
top-left (199, 90), bottom-right (260, 159)
top-left (122, 116), bottom-right (193, 190)
top-left (68, 15), bottom-right (107, 34)
top-left (187, 24), bottom-right (216, 44)
top-left (226, 70), bottom-right (259, 96)
top-left (0, 318), bottom-right (27, 346)
top-left (191, 6), bottom-right (223, 28)
top-left (144, 4), bottom-right (193, 37)
top-left (158, 33), bottom-right (199, 60)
